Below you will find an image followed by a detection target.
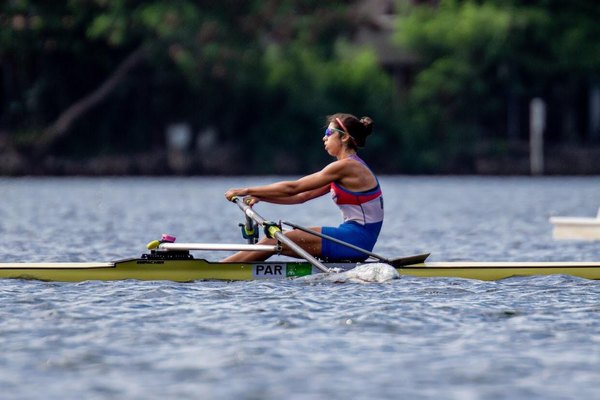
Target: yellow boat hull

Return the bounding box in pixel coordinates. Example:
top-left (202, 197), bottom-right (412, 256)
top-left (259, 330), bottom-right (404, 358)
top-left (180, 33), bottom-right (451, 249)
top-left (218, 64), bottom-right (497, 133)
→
top-left (0, 259), bottom-right (599, 282)
top-left (401, 262), bottom-right (600, 281)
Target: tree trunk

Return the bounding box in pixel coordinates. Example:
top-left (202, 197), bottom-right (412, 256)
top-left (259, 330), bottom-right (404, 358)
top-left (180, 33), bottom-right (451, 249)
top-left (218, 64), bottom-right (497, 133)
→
top-left (32, 46), bottom-right (146, 156)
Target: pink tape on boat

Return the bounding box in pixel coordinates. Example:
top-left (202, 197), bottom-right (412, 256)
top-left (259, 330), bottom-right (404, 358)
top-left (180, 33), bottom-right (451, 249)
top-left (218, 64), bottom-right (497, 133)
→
top-left (161, 234), bottom-right (176, 243)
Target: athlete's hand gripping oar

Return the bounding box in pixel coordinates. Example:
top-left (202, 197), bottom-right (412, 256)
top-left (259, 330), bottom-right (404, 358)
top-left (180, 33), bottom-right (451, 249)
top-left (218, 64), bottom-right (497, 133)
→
top-left (230, 197), bottom-right (332, 273)
top-left (281, 220), bottom-right (429, 267)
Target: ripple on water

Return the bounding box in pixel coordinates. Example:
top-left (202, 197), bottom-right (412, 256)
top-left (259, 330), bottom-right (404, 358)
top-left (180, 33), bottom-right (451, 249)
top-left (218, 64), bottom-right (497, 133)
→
top-left (1, 177), bottom-right (599, 399)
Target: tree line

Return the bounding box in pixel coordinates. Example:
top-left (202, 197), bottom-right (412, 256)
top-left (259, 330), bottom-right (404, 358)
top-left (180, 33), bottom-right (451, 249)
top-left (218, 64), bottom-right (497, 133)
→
top-left (0, 0), bottom-right (598, 175)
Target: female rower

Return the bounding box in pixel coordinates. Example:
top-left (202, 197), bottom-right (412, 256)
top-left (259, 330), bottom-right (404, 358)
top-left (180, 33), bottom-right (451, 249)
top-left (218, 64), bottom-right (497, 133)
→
top-left (223, 113), bottom-right (383, 262)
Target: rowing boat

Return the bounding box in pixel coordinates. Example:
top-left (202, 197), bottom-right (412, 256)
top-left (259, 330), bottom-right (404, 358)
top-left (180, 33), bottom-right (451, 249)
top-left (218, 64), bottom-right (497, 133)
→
top-left (1, 252), bottom-right (598, 282)
top-left (3, 200), bottom-right (598, 282)
top-left (550, 208), bottom-right (600, 241)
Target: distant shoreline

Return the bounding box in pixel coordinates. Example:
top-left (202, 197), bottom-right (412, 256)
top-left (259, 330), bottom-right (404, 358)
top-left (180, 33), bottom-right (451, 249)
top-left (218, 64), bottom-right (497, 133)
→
top-left (2, 144), bottom-right (600, 176)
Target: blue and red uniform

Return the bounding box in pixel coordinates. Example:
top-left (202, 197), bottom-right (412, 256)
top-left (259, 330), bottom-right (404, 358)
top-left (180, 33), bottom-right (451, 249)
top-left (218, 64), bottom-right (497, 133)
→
top-left (321, 155), bottom-right (384, 261)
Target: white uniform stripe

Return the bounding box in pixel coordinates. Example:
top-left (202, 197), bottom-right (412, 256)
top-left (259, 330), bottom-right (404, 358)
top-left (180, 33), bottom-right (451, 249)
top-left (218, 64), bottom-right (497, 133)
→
top-left (338, 197), bottom-right (384, 225)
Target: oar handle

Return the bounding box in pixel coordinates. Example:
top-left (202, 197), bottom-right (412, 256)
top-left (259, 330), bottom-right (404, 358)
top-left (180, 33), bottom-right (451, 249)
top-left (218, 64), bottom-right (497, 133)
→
top-left (230, 197), bottom-right (331, 273)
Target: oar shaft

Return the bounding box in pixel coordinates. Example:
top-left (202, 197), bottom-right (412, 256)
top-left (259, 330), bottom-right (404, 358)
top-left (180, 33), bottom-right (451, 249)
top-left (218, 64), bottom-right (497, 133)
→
top-left (283, 220), bottom-right (430, 267)
top-left (239, 203), bottom-right (267, 225)
top-left (271, 230), bottom-right (329, 271)
top-left (282, 220), bottom-right (389, 263)
top-left (232, 198), bottom-right (330, 273)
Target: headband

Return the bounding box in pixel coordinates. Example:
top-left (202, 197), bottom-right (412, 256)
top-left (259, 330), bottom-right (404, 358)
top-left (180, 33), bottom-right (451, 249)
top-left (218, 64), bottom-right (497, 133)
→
top-left (336, 117), bottom-right (358, 147)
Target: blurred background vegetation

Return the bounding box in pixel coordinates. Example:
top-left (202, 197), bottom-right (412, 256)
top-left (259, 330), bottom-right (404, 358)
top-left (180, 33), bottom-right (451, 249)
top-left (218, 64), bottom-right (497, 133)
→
top-left (0, 0), bottom-right (599, 175)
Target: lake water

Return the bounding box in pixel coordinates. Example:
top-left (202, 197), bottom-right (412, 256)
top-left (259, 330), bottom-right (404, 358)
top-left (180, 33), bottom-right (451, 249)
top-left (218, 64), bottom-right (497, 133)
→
top-left (1, 176), bottom-right (599, 399)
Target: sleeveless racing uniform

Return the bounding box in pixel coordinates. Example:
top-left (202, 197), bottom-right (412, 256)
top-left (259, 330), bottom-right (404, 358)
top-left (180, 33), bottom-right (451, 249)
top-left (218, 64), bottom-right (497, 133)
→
top-left (321, 155), bottom-right (384, 261)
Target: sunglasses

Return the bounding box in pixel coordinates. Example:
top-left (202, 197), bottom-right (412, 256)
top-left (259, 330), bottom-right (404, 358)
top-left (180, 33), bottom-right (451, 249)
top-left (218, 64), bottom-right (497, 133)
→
top-left (324, 127), bottom-right (346, 137)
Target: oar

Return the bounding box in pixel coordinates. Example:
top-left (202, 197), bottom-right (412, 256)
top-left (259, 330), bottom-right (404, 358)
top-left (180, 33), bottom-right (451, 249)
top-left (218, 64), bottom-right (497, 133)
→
top-left (281, 220), bottom-right (429, 267)
top-left (231, 197), bottom-right (332, 273)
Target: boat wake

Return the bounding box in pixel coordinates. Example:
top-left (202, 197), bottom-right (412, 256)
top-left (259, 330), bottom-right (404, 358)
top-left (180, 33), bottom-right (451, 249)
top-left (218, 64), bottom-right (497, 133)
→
top-left (300, 263), bottom-right (399, 284)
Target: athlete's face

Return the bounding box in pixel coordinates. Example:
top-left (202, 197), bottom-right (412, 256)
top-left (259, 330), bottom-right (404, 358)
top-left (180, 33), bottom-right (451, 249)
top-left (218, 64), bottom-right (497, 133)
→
top-left (323, 123), bottom-right (344, 157)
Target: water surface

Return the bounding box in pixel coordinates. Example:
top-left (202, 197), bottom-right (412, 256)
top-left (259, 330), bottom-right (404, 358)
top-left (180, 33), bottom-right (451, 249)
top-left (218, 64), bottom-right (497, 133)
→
top-left (1, 177), bottom-right (599, 399)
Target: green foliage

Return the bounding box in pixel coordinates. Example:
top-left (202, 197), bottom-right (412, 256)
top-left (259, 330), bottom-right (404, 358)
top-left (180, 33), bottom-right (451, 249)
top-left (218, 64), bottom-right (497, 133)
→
top-left (0, 0), bottom-right (404, 173)
top-left (222, 42), bottom-right (400, 172)
top-left (1, 1), bottom-right (598, 174)
top-left (395, 1), bottom-right (512, 170)
top-left (396, 0), bottom-right (600, 171)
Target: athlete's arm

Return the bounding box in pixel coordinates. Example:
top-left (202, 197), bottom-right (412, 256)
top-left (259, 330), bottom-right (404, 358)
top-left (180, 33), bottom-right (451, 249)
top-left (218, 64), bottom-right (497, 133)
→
top-left (253, 185), bottom-right (330, 205)
top-left (225, 161), bottom-right (347, 201)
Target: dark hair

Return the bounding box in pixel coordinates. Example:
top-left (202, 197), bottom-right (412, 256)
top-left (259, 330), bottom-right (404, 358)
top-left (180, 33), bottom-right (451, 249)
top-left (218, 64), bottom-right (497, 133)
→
top-left (326, 113), bottom-right (374, 149)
